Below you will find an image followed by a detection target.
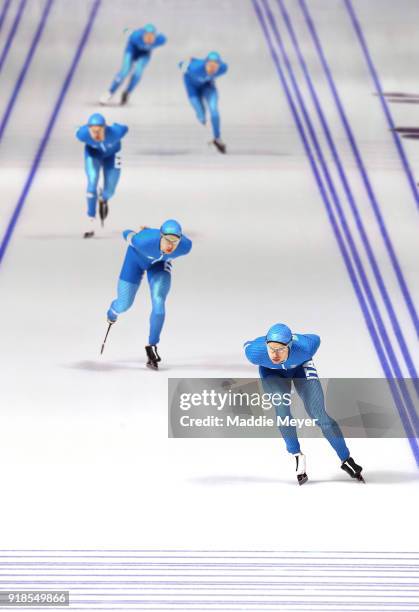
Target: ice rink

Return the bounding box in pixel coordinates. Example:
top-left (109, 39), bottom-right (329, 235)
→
top-left (0, 0), bottom-right (418, 607)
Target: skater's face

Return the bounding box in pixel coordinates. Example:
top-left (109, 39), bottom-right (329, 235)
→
top-left (160, 234), bottom-right (180, 254)
top-left (267, 341), bottom-right (289, 364)
top-left (89, 125), bottom-right (105, 141)
top-left (205, 60), bottom-right (219, 75)
top-left (143, 31), bottom-right (156, 45)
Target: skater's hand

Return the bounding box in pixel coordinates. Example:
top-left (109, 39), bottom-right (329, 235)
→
top-left (138, 226), bottom-right (148, 231)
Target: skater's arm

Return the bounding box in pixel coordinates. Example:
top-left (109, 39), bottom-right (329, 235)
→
top-left (154, 33), bottom-right (166, 47)
top-left (304, 334), bottom-right (321, 356)
top-left (123, 230), bottom-right (136, 246)
top-left (179, 58), bottom-right (200, 75)
top-left (75, 125), bottom-right (89, 143)
top-left (113, 123), bottom-right (129, 138)
top-left (180, 235), bottom-right (192, 255)
top-left (216, 62), bottom-right (228, 77)
top-left (244, 338), bottom-right (265, 365)
top-left (178, 58), bottom-right (192, 74)
top-left (122, 227), bottom-right (148, 246)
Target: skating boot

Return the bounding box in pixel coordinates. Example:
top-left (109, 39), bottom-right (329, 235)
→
top-left (83, 217), bottom-right (95, 239)
top-left (145, 345), bottom-right (161, 370)
top-left (99, 91), bottom-right (113, 106)
top-left (294, 452), bottom-right (308, 485)
top-left (106, 307), bottom-right (118, 324)
top-left (213, 138), bottom-right (226, 154)
top-left (99, 196), bottom-right (109, 227)
top-left (120, 90), bottom-right (129, 106)
top-left (341, 457), bottom-right (364, 482)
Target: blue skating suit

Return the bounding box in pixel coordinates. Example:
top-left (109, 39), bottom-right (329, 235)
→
top-left (76, 123), bottom-right (128, 218)
top-left (244, 331), bottom-right (350, 461)
top-left (109, 27), bottom-right (167, 95)
top-left (180, 56), bottom-right (228, 139)
top-left (107, 228), bottom-right (192, 345)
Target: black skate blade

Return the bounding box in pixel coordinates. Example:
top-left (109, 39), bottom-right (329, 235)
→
top-left (83, 231), bottom-right (94, 239)
top-left (99, 200), bottom-right (108, 226)
top-left (297, 473), bottom-right (308, 486)
top-left (357, 474), bottom-right (366, 483)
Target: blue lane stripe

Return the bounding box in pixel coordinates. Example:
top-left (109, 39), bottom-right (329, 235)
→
top-left (272, 0), bottom-right (418, 434)
top-left (344, 0), bottom-right (419, 209)
top-left (275, 0), bottom-right (418, 384)
top-left (251, 0), bottom-right (419, 463)
top-left (0, 0), bottom-right (26, 72)
top-left (261, 0), bottom-right (418, 439)
top-left (0, 0), bottom-right (53, 140)
top-left (0, 0), bottom-right (12, 35)
top-left (0, 0), bottom-right (101, 263)
top-left (299, 0), bottom-right (418, 341)
top-left (298, 0), bottom-right (419, 423)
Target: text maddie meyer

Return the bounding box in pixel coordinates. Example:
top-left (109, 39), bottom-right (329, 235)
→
top-left (179, 415), bottom-right (319, 428)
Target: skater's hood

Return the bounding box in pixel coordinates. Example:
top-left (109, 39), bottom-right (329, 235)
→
top-left (266, 323), bottom-right (292, 345)
top-left (160, 219), bottom-right (182, 237)
top-left (76, 123), bottom-right (128, 147)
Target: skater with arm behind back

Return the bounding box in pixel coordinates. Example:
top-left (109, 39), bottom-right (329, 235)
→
top-left (100, 23), bottom-right (167, 106)
top-left (244, 323), bottom-right (364, 485)
top-left (180, 51), bottom-right (228, 153)
top-left (76, 113), bottom-right (128, 238)
top-left (102, 220), bottom-right (192, 369)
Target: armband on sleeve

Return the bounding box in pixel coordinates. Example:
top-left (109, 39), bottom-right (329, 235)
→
top-left (123, 230), bottom-right (136, 245)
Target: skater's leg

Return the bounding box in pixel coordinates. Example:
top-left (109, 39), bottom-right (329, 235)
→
top-left (189, 95), bottom-right (206, 125)
top-left (202, 83), bottom-right (220, 139)
top-left (259, 367), bottom-right (301, 455)
top-left (108, 279), bottom-right (140, 320)
top-left (102, 153), bottom-right (121, 201)
top-left (109, 48), bottom-right (134, 94)
top-left (147, 261), bottom-right (172, 345)
top-left (84, 154), bottom-right (101, 217)
top-left (107, 248), bottom-right (144, 321)
top-left (294, 362), bottom-right (350, 462)
top-left (125, 53), bottom-right (150, 94)
top-left (184, 77), bottom-right (206, 125)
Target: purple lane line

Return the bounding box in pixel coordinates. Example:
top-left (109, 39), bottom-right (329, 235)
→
top-left (1, 582), bottom-right (419, 599)
top-left (15, 590), bottom-right (419, 598)
top-left (0, 582), bottom-right (417, 589)
top-left (0, 573), bottom-right (414, 579)
top-left (20, 594), bottom-right (417, 610)
top-left (0, 0), bottom-right (12, 34)
top-left (262, 0), bottom-right (419, 452)
top-left (344, 0), bottom-right (419, 209)
top-left (0, 554), bottom-right (417, 561)
top-left (0, 0), bottom-right (26, 72)
top-left (299, 0), bottom-right (419, 339)
top-left (274, 0), bottom-right (419, 405)
top-left (0, 549), bottom-right (416, 553)
top-left (0, 0), bottom-right (101, 263)
top-left (0, 561), bottom-right (416, 568)
top-left (251, 0), bottom-right (418, 462)
top-left (0, 0), bottom-right (53, 139)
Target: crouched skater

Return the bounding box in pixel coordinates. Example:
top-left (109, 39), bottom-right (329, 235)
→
top-left (106, 220), bottom-right (192, 369)
top-left (100, 23), bottom-right (166, 106)
top-left (76, 113), bottom-right (128, 238)
top-left (244, 323), bottom-right (364, 485)
top-left (179, 51), bottom-right (228, 153)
